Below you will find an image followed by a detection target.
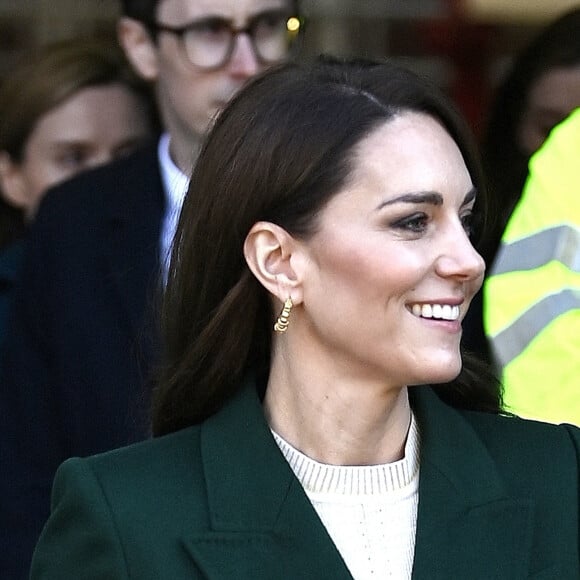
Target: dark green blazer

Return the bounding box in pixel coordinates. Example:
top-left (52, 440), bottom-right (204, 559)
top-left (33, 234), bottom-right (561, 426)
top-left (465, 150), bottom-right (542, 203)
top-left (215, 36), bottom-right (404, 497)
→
top-left (31, 381), bottom-right (580, 579)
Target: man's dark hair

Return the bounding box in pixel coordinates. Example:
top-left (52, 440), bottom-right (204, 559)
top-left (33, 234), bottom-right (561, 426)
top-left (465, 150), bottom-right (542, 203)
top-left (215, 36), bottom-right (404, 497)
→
top-left (121, 1), bottom-right (159, 22)
top-left (121, 0), bottom-right (301, 25)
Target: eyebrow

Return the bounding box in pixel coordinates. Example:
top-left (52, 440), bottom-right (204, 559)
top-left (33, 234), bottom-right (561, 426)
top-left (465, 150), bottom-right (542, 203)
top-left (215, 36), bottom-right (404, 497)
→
top-left (375, 187), bottom-right (476, 211)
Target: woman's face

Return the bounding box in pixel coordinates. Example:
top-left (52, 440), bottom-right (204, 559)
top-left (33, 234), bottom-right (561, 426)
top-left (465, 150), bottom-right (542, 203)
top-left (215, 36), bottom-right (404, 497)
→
top-left (518, 65), bottom-right (580, 156)
top-left (0, 82), bottom-right (152, 220)
top-left (297, 112), bottom-right (485, 388)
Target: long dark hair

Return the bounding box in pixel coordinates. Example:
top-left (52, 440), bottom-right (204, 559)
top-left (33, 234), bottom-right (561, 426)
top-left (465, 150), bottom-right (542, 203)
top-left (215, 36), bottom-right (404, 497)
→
top-left (153, 56), bottom-right (501, 436)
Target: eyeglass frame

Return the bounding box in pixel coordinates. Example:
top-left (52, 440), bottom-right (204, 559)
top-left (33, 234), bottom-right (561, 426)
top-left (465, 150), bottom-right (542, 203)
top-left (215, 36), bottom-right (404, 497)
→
top-left (145, 9), bottom-right (304, 72)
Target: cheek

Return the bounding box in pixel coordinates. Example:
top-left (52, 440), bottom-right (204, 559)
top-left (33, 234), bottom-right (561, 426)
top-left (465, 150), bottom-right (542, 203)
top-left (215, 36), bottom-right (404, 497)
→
top-left (176, 79), bottom-right (216, 132)
top-left (22, 156), bottom-right (74, 207)
top-left (465, 272), bottom-right (484, 307)
top-left (311, 236), bottom-right (422, 303)
top-left (315, 241), bottom-right (375, 288)
top-left (20, 138), bottom-right (77, 212)
top-left (35, 163), bottom-right (73, 192)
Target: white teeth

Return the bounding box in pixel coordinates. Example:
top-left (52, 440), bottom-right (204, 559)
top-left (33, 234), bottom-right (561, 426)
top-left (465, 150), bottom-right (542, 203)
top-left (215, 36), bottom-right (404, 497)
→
top-left (411, 304), bottom-right (460, 321)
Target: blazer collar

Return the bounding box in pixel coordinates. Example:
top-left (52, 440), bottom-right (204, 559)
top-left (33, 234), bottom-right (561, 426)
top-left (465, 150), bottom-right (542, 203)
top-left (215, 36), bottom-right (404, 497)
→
top-left (185, 379), bottom-right (534, 579)
top-left (185, 376), bottom-right (353, 578)
top-left (410, 387), bottom-right (534, 579)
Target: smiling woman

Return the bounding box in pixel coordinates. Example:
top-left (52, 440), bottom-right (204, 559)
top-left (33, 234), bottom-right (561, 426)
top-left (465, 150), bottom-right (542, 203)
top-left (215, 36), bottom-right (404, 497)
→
top-left (30, 56), bottom-right (579, 580)
top-left (281, 112), bottom-right (485, 395)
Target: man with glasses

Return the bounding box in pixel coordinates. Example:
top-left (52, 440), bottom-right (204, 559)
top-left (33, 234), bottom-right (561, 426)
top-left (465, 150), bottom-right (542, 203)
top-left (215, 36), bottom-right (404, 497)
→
top-left (0, 1), bottom-right (302, 578)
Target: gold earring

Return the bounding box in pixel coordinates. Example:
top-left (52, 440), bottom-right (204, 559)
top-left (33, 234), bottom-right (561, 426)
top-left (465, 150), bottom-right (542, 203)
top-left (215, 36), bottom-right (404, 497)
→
top-left (274, 297), bottom-right (293, 333)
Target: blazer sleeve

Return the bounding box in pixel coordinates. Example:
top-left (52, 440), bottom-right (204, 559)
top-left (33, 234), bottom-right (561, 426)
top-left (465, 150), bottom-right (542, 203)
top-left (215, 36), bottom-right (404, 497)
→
top-left (30, 458), bottom-right (129, 580)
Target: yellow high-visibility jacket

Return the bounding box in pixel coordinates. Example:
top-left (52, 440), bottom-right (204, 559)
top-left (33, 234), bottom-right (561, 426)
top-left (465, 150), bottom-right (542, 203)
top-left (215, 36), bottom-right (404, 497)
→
top-left (484, 108), bottom-right (580, 425)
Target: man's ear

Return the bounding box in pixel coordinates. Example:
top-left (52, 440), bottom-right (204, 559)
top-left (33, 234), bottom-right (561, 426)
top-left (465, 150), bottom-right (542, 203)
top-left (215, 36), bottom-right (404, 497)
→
top-left (243, 221), bottom-right (304, 303)
top-left (117, 17), bottom-right (159, 81)
top-left (0, 152), bottom-right (29, 211)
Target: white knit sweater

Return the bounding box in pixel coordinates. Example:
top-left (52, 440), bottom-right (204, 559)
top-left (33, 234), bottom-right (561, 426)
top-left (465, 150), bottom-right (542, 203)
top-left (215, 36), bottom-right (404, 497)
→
top-left (272, 414), bottom-right (420, 580)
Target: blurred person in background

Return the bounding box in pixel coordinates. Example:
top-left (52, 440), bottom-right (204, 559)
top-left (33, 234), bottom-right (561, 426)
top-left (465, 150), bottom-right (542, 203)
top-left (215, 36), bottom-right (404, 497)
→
top-left (0, 37), bottom-right (157, 342)
top-left (484, 108), bottom-right (580, 425)
top-left (462, 7), bottom-right (580, 364)
top-left (0, 1), bottom-right (303, 578)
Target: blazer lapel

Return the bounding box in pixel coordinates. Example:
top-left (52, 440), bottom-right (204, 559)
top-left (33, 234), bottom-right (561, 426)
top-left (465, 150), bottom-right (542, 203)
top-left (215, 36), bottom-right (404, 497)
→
top-left (104, 144), bottom-right (165, 336)
top-left (183, 378), bottom-right (353, 580)
top-left (410, 388), bottom-right (534, 579)
top-left (181, 381), bottom-right (536, 579)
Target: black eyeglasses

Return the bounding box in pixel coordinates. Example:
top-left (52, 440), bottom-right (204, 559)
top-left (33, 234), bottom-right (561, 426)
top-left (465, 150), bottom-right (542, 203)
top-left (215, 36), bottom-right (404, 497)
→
top-left (149, 10), bottom-right (303, 71)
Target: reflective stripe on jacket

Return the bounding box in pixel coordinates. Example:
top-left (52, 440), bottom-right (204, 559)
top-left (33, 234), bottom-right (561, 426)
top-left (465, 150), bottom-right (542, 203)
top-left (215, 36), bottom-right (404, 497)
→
top-left (484, 108), bottom-right (580, 425)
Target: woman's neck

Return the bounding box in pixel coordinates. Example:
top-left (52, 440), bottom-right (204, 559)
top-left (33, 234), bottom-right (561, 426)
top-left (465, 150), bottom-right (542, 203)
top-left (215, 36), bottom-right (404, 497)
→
top-left (263, 358), bottom-right (411, 466)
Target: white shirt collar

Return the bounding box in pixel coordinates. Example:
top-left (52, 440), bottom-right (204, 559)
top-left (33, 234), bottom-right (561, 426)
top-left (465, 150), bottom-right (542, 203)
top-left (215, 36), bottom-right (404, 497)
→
top-left (158, 132), bottom-right (190, 212)
top-left (157, 133), bottom-right (190, 280)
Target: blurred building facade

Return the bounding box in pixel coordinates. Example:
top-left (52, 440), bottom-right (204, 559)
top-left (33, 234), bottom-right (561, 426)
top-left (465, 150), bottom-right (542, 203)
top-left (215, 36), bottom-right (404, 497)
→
top-left (1, 0), bottom-right (579, 133)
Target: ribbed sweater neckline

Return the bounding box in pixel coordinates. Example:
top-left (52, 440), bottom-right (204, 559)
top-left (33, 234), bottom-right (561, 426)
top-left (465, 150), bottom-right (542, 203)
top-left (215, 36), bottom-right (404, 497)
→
top-left (271, 413), bottom-right (420, 496)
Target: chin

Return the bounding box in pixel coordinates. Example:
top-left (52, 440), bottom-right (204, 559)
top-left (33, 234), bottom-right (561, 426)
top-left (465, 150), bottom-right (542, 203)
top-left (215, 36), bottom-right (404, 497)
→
top-left (417, 351), bottom-right (463, 384)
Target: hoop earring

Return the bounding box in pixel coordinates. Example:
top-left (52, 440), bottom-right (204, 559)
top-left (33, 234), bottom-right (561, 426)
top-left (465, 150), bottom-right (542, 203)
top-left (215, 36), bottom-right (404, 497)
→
top-left (274, 297), bottom-right (293, 333)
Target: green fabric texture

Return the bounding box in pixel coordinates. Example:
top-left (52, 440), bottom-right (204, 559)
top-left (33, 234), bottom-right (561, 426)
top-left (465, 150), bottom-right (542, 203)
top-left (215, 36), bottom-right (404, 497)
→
top-left (31, 379), bottom-right (580, 579)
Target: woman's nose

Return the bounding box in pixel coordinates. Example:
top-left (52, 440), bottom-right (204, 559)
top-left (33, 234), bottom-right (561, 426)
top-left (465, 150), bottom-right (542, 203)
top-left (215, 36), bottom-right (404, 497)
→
top-left (435, 224), bottom-right (486, 282)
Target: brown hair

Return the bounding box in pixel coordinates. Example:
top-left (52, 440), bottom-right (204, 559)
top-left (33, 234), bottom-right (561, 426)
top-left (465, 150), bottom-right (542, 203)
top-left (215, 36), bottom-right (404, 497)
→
top-left (154, 56), bottom-right (501, 436)
top-left (0, 36), bottom-right (157, 249)
top-left (0, 37), bottom-right (154, 161)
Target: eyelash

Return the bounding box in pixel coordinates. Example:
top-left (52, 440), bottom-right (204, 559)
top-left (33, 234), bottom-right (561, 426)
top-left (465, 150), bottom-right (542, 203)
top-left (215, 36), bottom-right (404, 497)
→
top-left (392, 211), bottom-right (475, 236)
top-left (393, 212), bottom-right (429, 233)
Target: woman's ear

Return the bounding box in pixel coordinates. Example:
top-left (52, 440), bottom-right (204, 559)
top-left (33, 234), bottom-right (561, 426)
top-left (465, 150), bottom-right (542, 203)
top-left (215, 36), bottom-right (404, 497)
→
top-left (0, 152), bottom-right (28, 210)
top-left (117, 17), bottom-right (159, 82)
top-left (243, 221), bottom-right (304, 303)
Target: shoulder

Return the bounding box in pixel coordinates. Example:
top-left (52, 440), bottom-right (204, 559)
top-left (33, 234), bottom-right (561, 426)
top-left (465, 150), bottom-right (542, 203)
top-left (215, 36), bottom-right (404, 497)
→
top-left (33, 427), bottom-right (208, 577)
top-left (462, 407), bottom-right (579, 445)
top-left (459, 409), bottom-right (579, 481)
top-left (53, 426), bottom-right (207, 522)
top-left (83, 425), bottom-right (203, 488)
top-left (414, 387), bottom-right (579, 490)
